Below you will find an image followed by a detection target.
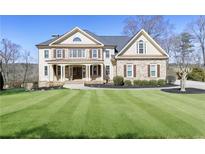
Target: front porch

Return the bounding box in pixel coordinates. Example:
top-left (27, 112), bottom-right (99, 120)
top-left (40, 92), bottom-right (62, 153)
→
top-left (49, 64), bottom-right (104, 82)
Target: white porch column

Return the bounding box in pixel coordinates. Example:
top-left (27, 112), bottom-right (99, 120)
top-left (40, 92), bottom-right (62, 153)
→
top-left (100, 64), bottom-right (104, 81)
top-left (60, 65), bottom-right (65, 82)
top-left (60, 64), bottom-right (65, 82)
top-left (86, 64), bottom-right (91, 81)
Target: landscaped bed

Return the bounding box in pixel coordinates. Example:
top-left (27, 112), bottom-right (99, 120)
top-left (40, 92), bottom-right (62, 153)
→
top-left (161, 88), bottom-right (205, 94)
top-left (0, 88), bottom-right (205, 139)
top-left (85, 83), bottom-right (176, 88)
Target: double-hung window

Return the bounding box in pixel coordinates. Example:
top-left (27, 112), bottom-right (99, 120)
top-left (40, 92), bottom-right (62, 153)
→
top-left (150, 64), bottom-right (157, 77)
top-left (105, 50), bottom-right (110, 58)
top-left (92, 49), bottom-right (98, 59)
top-left (127, 64), bottom-right (133, 77)
top-left (44, 50), bottom-right (49, 59)
top-left (56, 49), bottom-right (62, 58)
top-left (138, 40), bottom-right (146, 54)
top-left (105, 65), bottom-right (110, 75)
top-left (69, 49), bottom-right (85, 58)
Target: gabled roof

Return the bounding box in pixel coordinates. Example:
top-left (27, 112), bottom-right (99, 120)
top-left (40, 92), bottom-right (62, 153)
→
top-left (116, 29), bottom-right (169, 57)
top-left (36, 27), bottom-right (168, 58)
top-left (36, 27), bottom-right (130, 51)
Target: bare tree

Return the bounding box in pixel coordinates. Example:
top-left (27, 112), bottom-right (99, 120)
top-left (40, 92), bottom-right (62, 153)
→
top-left (123, 15), bottom-right (174, 62)
top-left (172, 32), bottom-right (194, 92)
top-left (0, 39), bottom-right (21, 83)
top-left (22, 50), bottom-right (32, 84)
top-left (188, 16), bottom-right (205, 66)
top-left (123, 16), bottom-right (173, 42)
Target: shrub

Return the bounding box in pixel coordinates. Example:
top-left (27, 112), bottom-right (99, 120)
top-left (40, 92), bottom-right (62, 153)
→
top-left (141, 80), bottom-right (150, 86)
top-left (157, 79), bottom-right (166, 86)
top-left (187, 67), bottom-right (205, 82)
top-left (133, 80), bottom-right (141, 86)
top-left (149, 80), bottom-right (158, 86)
top-left (124, 80), bottom-right (132, 86)
top-left (166, 75), bottom-right (176, 84)
top-left (113, 76), bottom-right (124, 86)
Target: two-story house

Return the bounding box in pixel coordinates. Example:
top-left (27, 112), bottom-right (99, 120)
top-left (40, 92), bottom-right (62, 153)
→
top-left (36, 27), bottom-right (168, 87)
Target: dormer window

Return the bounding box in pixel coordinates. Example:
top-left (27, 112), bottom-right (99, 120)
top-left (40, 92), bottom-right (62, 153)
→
top-left (73, 37), bottom-right (82, 42)
top-left (137, 40), bottom-right (146, 54)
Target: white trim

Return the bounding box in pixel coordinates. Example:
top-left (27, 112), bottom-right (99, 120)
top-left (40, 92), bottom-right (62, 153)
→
top-left (116, 29), bottom-right (169, 58)
top-left (126, 64), bottom-right (133, 78)
top-left (150, 64), bottom-right (158, 78)
top-left (137, 40), bottom-right (146, 54)
top-left (49, 27), bottom-right (104, 46)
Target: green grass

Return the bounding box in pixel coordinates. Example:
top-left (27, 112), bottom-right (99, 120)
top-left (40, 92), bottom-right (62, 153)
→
top-left (0, 89), bottom-right (205, 139)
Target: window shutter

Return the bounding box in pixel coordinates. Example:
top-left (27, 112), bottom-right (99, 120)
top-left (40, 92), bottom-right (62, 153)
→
top-left (89, 49), bottom-right (92, 58)
top-left (133, 65), bottom-right (136, 77)
top-left (148, 65), bottom-right (150, 77)
top-left (53, 49), bottom-right (56, 58)
top-left (63, 49), bottom-right (65, 58)
top-left (90, 65), bottom-right (93, 75)
top-left (98, 49), bottom-right (101, 58)
top-left (157, 64), bottom-right (160, 77)
top-left (124, 65), bottom-right (127, 77)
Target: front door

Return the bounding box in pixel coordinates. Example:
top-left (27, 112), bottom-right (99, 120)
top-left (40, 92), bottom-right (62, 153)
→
top-left (73, 66), bottom-right (82, 79)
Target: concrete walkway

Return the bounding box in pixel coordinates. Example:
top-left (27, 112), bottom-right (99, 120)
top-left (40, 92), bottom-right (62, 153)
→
top-left (175, 80), bottom-right (205, 90)
top-left (63, 80), bottom-right (205, 90)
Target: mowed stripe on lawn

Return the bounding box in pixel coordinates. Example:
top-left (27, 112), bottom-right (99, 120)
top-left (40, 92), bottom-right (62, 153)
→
top-left (0, 89), bottom-right (205, 138)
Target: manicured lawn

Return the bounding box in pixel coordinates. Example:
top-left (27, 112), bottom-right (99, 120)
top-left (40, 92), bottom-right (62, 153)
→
top-left (0, 89), bottom-right (205, 139)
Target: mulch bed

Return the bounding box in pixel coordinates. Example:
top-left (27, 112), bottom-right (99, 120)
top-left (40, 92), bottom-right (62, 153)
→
top-left (161, 88), bottom-right (205, 94)
top-left (84, 83), bottom-right (177, 89)
top-left (33, 86), bottom-right (64, 91)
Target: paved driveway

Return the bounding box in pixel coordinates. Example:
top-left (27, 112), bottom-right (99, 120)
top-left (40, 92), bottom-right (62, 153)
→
top-left (175, 80), bottom-right (205, 90)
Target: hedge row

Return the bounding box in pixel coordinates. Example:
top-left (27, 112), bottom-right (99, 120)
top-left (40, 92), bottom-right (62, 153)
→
top-left (113, 76), bottom-right (166, 86)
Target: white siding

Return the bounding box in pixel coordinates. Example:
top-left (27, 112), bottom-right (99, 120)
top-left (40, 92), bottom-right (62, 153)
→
top-left (122, 35), bottom-right (163, 56)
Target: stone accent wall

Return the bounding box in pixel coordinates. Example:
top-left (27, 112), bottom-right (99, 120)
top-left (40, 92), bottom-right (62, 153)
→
top-left (116, 59), bottom-right (167, 80)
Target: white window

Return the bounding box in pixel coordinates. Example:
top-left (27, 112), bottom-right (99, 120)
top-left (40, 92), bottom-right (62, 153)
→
top-left (138, 40), bottom-right (146, 54)
top-left (73, 37), bottom-right (82, 42)
top-left (105, 50), bottom-right (110, 58)
top-left (73, 49), bottom-right (77, 58)
top-left (105, 65), bottom-right (110, 75)
top-left (69, 49), bottom-right (85, 58)
top-left (56, 49), bottom-right (62, 58)
top-left (44, 66), bottom-right (48, 76)
top-left (92, 49), bottom-right (98, 59)
top-left (44, 50), bottom-right (49, 59)
top-left (150, 64), bottom-right (157, 77)
top-left (127, 64), bottom-right (133, 77)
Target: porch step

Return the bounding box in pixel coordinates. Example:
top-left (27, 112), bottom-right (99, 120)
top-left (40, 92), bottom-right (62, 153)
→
top-left (63, 83), bottom-right (85, 90)
top-left (64, 80), bottom-right (84, 84)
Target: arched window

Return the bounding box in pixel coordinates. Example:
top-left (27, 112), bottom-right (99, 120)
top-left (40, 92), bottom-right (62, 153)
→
top-left (138, 40), bottom-right (145, 54)
top-left (73, 37), bottom-right (82, 42)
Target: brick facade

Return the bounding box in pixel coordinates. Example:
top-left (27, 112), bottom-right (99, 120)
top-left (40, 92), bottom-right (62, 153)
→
top-left (116, 59), bottom-right (167, 80)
